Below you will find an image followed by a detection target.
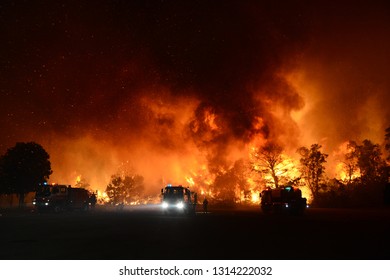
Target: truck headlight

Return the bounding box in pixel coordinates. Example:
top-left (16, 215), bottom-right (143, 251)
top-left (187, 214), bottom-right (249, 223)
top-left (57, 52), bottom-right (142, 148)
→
top-left (162, 202), bottom-right (169, 208)
top-left (176, 202), bottom-right (184, 209)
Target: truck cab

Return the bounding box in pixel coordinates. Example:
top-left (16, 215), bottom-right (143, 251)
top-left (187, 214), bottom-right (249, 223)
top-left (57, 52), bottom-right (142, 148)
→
top-left (33, 184), bottom-right (91, 212)
top-left (260, 186), bottom-right (307, 215)
top-left (161, 185), bottom-right (196, 215)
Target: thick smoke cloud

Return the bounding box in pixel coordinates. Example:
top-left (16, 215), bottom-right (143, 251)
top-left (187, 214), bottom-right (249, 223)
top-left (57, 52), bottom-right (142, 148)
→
top-left (0, 1), bottom-right (389, 191)
top-left (292, 1), bottom-right (390, 153)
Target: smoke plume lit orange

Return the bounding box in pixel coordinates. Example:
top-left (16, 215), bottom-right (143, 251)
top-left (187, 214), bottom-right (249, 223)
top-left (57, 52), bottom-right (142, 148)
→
top-left (1, 2), bottom-right (389, 204)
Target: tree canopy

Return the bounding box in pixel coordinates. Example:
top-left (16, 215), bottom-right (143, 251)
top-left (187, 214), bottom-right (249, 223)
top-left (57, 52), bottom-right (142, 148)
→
top-left (0, 142), bottom-right (52, 206)
top-left (251, 141), bottom-right (285, 188)
top-left (343, 139), bottom-right (388, 184)
top-left (297, 144), bottom-right (328, 202)
top-left (385, 127), bottom-right (390, 161)
top-left (105, 173), bottom-right (145, 205)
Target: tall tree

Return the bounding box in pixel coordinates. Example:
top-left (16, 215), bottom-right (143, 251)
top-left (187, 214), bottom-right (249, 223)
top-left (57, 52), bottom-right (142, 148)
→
top-left (211, 159), bottom-right (249, 203)
top-left (105, 173), bottom-right (145, 205)
top-left (105, 174), bottom-right (123, 205)
top-left (341, 139), bottom-right (388, 184)
top-left (342, 141), bottom-right (360, 183)
top-left (0, 142), bottom-right (52, 207)
top-left (385, 127), bottom-right (390, 161)
top-left (251, 141), bottom-right (285, 188)
top-left (384, 127), bottom-right (390, 183)
top-left (297, 144), bottom-right (328, 201)
top-left (122, 174), bottom-right (145, 204)
top-left (356, 140), bottom-right (388, 183)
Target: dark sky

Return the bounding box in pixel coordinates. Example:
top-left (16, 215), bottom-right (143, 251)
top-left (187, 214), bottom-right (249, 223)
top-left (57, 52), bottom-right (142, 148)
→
top-left (1, 0), bottom-right (389, 189)
top-left (0, 1), bottom-right (305, 143)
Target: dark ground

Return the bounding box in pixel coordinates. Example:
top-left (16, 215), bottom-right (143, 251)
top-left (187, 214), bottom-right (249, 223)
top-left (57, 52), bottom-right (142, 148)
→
top-left (0, 205), bottom-right (389, 260)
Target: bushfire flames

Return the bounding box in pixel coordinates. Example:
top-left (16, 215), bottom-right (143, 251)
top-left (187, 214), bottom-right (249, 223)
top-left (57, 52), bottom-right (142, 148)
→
top-left (47, 84), bottom-right (389, 209)
top-left (52, 102), bottom-right (383, 208)
top-left (87, 149), bottom-right (314, 206)
top-left (39, 5), bottom-right (387, 208)
top-left (1, 1), bottom-right (389, 211)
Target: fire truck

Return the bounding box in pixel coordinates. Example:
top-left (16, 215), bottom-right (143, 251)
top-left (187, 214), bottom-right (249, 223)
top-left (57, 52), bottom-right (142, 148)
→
top-left (33, 184), bottom-right (92, 212)
top-left (260, 186), bottom-right (307, 215)
top-left (161, 185), bottom-right (196, 215)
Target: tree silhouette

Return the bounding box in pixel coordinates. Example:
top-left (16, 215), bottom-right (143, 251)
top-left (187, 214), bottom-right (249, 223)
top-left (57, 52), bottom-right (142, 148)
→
top-left (0, 142), bottom-right (52, 207)
top-left (336, 139), bottom-right (389, 206)
top-left (251, 141), bottom-right (285, 188)
top-left (105, 175), bottom-right (123, 204)
top-left (105, 173), bottom-right (145, 205)
top-left (122, 174), bottom-right (144, 204)
top-left (341, 141), bottom-right (360, 183)
top-left (297, 144), bottom-right (328, 202)
top-left (385, 127), bottom-right (390, 161)
top-left (349, 139), bottom-right (388, 184)
top-left (211, 159), bottom-right (249, 204)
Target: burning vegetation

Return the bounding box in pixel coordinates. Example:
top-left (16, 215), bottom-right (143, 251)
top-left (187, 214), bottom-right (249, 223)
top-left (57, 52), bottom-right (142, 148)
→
top-left (0, 2), bottom-right (389, 208)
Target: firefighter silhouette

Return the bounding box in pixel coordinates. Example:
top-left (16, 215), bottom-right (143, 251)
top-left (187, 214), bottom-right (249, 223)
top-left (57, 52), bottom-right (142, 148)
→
top-left (193, 193), bottom-right (198, 212)
top-left (203, 198), bottom-right (208, 213)
top-left (90, 193), bottom-right (97, 208)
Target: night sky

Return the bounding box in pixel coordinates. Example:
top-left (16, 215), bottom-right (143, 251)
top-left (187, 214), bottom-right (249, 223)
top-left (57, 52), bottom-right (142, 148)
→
top-left (1, 0), bottom-right (389, 191)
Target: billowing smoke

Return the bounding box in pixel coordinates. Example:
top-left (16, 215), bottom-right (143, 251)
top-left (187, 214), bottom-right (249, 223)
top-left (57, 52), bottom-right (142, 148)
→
top-left (1, 1), bottom-right (389, 192)
top-left (289, 2), bottom-right (390, 151)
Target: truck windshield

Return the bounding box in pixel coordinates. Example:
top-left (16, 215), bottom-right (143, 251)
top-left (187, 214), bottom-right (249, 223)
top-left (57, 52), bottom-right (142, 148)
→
top-left (164, 187), bottom-right (184, 198)
top-left (36, 186), bottom-right (51, 197)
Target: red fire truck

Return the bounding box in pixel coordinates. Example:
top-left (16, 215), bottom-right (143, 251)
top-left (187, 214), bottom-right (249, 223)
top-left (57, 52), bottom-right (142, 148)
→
top-left (161, 184), bottom-right (196, 215)
top-left (260, 186), bottom-right (307, 215)
top-left (33, 184), bottom-right (92, 212)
